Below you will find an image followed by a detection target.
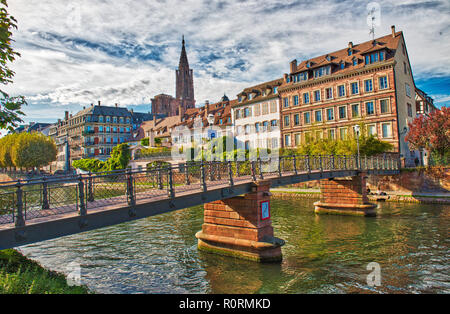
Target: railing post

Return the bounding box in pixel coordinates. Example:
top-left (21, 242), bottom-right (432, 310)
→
top-left (78, 175), bottom-right (87, 217)
top-left (15, 180), bottom-right (25, 228)
top-left (236, 161), bottom-right (240, 177)
top-left (158, 167), bottom-right (163, 190)
top-left (251, 161), bottom-right (257, 181)
top-left (278, 157), bottom-right (282, 177)
top-left (42, 177), bottom-right (49, 210)
top-left (185, 162), bottom-right (190, 185)
top-left (167, 166), bottom-right (175, 198)
top-left (293, 155), bottom-right (298, 175)
top-left (228, 161), bottom-right (234, 186)
top-left (343, 156), bottom-right (347, 170)
top-left (201, 161), bottom-right (207, 192)
top-left (258, 157), bottom-right (264, 180)
top-left (306, 155), bottom-right (311, 173)
top-left (331, 155), bottom-right (335, 170)
top-left (319, 155), bottom-right (323, 172)
top-left (87, 171), bottom-right (94, 202)
top-left (126, 168), bottom-right (135, 206)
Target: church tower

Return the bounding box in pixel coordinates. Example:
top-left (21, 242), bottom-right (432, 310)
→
top-left (176, 36), bottom-right (195, 110)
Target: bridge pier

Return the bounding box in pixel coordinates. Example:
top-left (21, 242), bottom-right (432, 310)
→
top-left (196, 180), bottom-right (284, 262)
top-left (314, 173), bottom-right (377, 217)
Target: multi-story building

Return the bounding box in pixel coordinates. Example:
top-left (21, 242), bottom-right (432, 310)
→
top-left (415, 87), bottom-right (436, 116)
top-left (278, 26), bottom-right (419, 164)
top-left (232, 79), bottom-right (283, 151)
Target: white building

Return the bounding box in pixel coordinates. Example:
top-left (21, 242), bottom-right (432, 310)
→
top-left (231, 78), bottom-right (283, 152)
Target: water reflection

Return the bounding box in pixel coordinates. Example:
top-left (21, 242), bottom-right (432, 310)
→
top-left (18, 198), bottom-right (449, 294)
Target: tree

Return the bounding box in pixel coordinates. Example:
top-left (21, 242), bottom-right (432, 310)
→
top-left (72, 143), bottom-right (131, 173)
top-left (10, 132), bottom-right (57, 169)
top-left (0, 0), bottom-right (26, 132)
top-left (405, 107), bottom-right (450, 159)
top-left (140, 137), bottom-right (149, 146)
top-left (0, 132), bottom-right (18, 168)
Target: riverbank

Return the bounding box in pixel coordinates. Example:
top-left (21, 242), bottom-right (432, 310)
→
top-left (270, 188), bottom-right (450, 204)
top-left (0, 249), bottom-right (90, 294)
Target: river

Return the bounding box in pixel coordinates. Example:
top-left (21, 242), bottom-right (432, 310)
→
top-left (17, 198), bottom-right (449, 294)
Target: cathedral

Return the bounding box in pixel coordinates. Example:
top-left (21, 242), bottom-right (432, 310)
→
top-left (151, 36), bottom-right (196, 117)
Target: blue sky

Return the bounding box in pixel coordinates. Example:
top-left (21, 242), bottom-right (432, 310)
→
top-left (3, 0), bottom-right (450, 126)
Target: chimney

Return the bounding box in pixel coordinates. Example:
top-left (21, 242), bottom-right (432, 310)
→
top-left (98, 100), bottom-right (101, 106)
top-left (178, 104), bottom-right (184, 117)
top-left (290, 59), bottom-right (297, 73)
top-left (64, 111), bottom-right (69, 121)
top-left (391, 25), bottom-right (396, 37)
top-left (205, 101), bottom-right (210, 114)
top-left (115, 103), bottom-right (118, 108)
top-left (348, 41), bottom-right (353, 48)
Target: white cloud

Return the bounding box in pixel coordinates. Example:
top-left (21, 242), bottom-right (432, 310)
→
top-left (3, 0), bottom-right (450, 123)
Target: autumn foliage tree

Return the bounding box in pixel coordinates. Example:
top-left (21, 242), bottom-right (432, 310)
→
top-left (405, 107), bottom-right (450, 159)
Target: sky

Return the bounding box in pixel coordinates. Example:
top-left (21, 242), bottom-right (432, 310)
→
top-left (3, 0), bottom-right (450, 126)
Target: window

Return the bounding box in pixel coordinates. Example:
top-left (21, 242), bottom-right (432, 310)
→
top-left (379, 51), bottom-right (385, 61)
top-left (380, 99), bottom-right (389, 114)
top-left (284, 115), bottom-right (290, 127)
top-left (245, 124), bottom-right (251, 134)
top-left (326, 108), bottom-right (334, 121)
top-left (99, 125), bottom-right (103, 132)
top-left (366, 101), bottom-right (375, 115)
top-left (270, 100), bottom-right (277, 113)
top-left (364, 79), bottom-right (373, 92)
top-left (262, 121), bottom-right (269, 132)
top-left (113, 117), bottom-right (117, 123)
top-left (339, 127), bottom-right (348, 140)
top-left (365, 51), bottom-right (383, 65)
top-left (304, 131), bottom-right (312, 143)
top-left (294, 114), bottom-right (300, 126)
top-left (255, 122), bottom-right (260, 133)
top-left (262, 102), bottom-right (269, 115)
top-left (314, 90), bottom-right (321, 102)
top-left (273, 87), bottom-right (278, 94)
top-left (351, 82), bottom-right (359, 95)
top-left (407, 103), bottom-right (413, 117)
top-left (367, 124), bottom-right (376, 136)
top-left (293, 95), bottom-right (299, 106)
top-left (235, 109), bottom-right (241, 119)
top-left (245, 141), bottom-right (250, 150)
top-left (244, 107), bottom-right (252, 118)
top-left (119, 117), bottom-right (124, 123)
top-left (338, 85), bottom-right (345, 97)
top-left (295, 133), bottom-right (301, 146)
top-left (315, 110), bottom-right (322, 122)
top-left (382, 123), bottom-right (391, 138)
top-left (270, 120), bottom-right (278, 130)
top-left (379, 76), bottom-right (388, 90)
top-left (254, 104), bottom-right (261, 116)
top-left (248, 93), bottom-right (253, 100)
top-left (313, 65), bottom-right (331, 78)
top-left (325, 87), bottom-right (333, 99)
top-left (304, 112), bottom-right (311, 124)
top-left (99, 116), bottom-right (104, 122)
top-left (348, 49), bottom-right (352, 56)
top-left (284, 134), bottom-right (291, 146)
top-left (340, 62), bottom-right (345, 70)
top-left (106, 116), bottom-right (110, 122)
top-left (283, 97), bottom-right (289, 108)
top-left (403, 62), bottom-right (408, 75)
top-left (328, 129), bottom-right (335, 139)
top-left (405, 83), bottom-right (411, 98)
top-left (303, 93), bottom-right (310, 104)
top-left (297, 72), bottom-right (308, 82)
top-left (351, 104), bottom-right (360, 117)
top-left (338, 106), bottom-right (347, 119)
top-left (352, 58), bottom-right (358, 66)
top-left (315, 130), bottom-right (323, 140)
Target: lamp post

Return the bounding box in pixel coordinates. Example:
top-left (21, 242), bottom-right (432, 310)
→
top-left (354, 125), bottom-right (360, 169)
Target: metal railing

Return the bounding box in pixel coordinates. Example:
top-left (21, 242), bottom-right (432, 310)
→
top-left (0, 155), bottom-right (399, 226)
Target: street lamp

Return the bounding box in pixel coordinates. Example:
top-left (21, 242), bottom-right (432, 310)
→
top-left (354, 125), bottom-right (360, 169)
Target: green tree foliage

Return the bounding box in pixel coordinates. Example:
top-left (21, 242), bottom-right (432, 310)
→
top-left (0, 0), bottom-right (26, 131)
top-left (72, 143), bottom-right (131, 173)
top-left (0, 132), bottom-right (18, 168)
top-left (10, 132), bottom-right (57, 169)
top-left (140, 137), bottom-right (149, 146)
top-left (0, 132), bottom-right (56, 169)
top-left (292, 123), bottom-right (393, 156)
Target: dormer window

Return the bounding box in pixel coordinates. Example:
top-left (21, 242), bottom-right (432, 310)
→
top-left (306, 62), bottom-right (311, 68)
top-left (313, 65), bottom-right (331, 79)
top-left (248, 93), bottom-right (253, 100)
top-left (352, 58), bottom-right (358, 66)
top-left (348, 49), bottom-right (352, 56)
top-left (340, 62), bottom-right (345, 69)
top-left (326, 55), bottom-right (331, 61)
top-left (365, 50), bottom-right (385, 65)
top-left (273, 87), bottom-right (278, 94)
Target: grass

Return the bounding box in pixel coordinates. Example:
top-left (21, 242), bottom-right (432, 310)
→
top-left (0, 249), bottom-right (90, 294)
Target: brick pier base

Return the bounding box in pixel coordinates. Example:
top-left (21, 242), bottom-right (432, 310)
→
top-left (195, 180), bottom-right (284, 262)
top-left (314, 173), bottom-right (377, 217)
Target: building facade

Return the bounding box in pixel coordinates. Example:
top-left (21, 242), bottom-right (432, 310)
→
top-left (278, 26), bottom-right (419, 163)
top-left (232, 79), bottom-right (283, 151)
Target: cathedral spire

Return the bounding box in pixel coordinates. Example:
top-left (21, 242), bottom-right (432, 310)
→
top-left (179, 34), bottom-right (189, 69)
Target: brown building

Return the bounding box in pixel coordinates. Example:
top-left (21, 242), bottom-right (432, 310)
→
top-left (151, 36), bottom-right (195, 118)
top-left (278, 26), bottom-right (419, 163)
